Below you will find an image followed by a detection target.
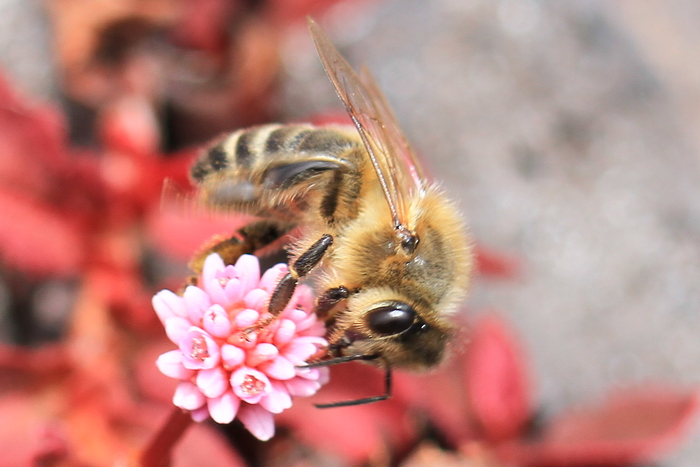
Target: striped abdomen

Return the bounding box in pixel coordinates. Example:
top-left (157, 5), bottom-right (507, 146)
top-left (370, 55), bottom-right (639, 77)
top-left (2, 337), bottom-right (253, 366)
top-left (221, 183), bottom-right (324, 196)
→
top-left (191, 124), bottom-right (366, 225)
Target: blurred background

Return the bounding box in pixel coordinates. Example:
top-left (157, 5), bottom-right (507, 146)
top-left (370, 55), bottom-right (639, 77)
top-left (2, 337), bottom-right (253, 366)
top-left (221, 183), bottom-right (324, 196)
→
top-left (2, 0), bottom-right (700, 465)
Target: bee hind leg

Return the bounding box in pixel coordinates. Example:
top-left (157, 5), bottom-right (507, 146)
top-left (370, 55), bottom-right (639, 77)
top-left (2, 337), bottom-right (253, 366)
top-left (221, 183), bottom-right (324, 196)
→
top-left (188, 220), bottom-right (293, 274)
top-left (267, 233), bottom-right (333, 314)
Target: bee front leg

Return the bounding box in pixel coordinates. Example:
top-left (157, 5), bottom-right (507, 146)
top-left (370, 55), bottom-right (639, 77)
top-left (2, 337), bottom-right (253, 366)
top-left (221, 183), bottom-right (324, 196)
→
top-left (268, 234), bottom-right (333, 315)
top-left (315, 286), bottom-right (349, 318)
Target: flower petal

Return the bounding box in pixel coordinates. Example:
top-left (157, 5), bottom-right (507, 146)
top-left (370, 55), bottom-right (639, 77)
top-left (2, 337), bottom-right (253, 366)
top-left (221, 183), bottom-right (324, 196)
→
top-left (285, 376), bottom-right (322, 397)
top-left (208, 390), bottom-right (241, 424)
top-left (238, 404), bottom-right (275, 441)
top-left (259, 356), bottom-right (296, 381)
top-left (283, 308), bottom-right (307, 323)
top-left (234, 254), bottom-right (261, 294)
top-left (294, 366), bottom-right (321, 380)
top-left (165, 317), bottom-right (191, 344)
top-left (183, 285), bottom-right (211, 324)
top-left (246, 343), bottom-right (279, 368)
top-left (153, 290), bottom-right (187, 324)
top-left (273, 319), bottom-right (296, 347)
top-left (221, 344), bottom-right (246, 368)
top-left (259, 263), bottom-right (288, 293)
top-left (205, 281), bottom-right (229, 308)
top-left (283, 339), bottom-right (319, 364)
top-left (284, 284), bottom-right (314, 314)
top-left (173, 381), bottom-right (206, 410)
top-left (190, 406), bottom-right (210, 422)
top-left (229, 330), bottom-right (257, 349)
top-left (202, 253), bottom-right (225, 290)
top-left (231, 367), bottom-right (272, 404)
top-left (203, 304), bottom-right (232, 338)
top-left (292, 312), bottom-right (319, 332)
top-left (234, 309), bottom-right (259, 329)
top-left (259, 381), bottom-right (292, 414)
top-left (317, 367), bottom-right (330, 385)
top-left (196, 367), bottom-right (229, 398)
top-left (223, 277), bottom-right (244, 306)
top-left (156, 350), bottom-right (195, 379)
top-left (244, 289), bottom-right (269, 312)
top-left (179, 327), bottom-right (220, 370)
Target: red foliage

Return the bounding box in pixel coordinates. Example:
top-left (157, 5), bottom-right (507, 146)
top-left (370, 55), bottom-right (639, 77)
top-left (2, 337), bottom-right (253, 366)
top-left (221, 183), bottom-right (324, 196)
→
top-left (499, 388), bottom-right (700, 466)
top-left (464, 315), bottom-right (532, 442)
top-left (0, 2), bottom-right (698, 465)
top-left (473, 246), bottom-right (520, 279)
top-left (428, 315), bottom-right (700, 467)
top-left (0, 189), bottom-right (85, 277)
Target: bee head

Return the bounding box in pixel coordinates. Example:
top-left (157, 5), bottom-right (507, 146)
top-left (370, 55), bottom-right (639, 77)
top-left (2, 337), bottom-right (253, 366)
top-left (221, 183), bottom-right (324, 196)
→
top-left (330, 291), bottom-right (455, 370)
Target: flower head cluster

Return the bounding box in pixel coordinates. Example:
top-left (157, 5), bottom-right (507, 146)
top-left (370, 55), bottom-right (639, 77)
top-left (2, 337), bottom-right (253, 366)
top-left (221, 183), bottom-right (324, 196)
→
top-left (153, 253), bottom-right (329, 441)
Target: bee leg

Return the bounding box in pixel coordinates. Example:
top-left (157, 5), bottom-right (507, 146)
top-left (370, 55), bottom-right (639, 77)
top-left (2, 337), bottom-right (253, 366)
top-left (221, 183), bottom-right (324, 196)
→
top-left (188, 220), bottom-right (292, 274)
top-left (315, 286), bottom-right (349, 318)
top-left (314, 366), bottom-right (393, 409)
top-left (268, 234), bottom-right (334, 314)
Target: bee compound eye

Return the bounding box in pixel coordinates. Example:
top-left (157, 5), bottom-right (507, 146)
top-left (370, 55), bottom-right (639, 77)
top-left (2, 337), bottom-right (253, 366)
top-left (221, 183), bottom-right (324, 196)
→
top-left (366, 302), bottom-right (416, 336)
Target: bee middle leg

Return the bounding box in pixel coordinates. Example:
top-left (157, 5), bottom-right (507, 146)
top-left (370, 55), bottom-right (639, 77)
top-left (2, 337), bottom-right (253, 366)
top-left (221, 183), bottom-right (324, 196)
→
top-left (302, 356), bottom-right (393, 408)
top-left (267, 234), bottom-right (334, 314)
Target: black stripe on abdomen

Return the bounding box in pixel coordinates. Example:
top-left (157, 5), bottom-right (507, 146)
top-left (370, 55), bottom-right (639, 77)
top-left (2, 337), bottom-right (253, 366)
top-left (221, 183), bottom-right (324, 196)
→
top-left (319, 169), bottom-right (343, 222)
top-left (235, 131), bottom-right (254, 168)
top-left (265, 126), bottom-right (296, 153)
top-left (208, 143), bottom-right (229, 172)
top-left (298, 128), bottom-right (356, 155)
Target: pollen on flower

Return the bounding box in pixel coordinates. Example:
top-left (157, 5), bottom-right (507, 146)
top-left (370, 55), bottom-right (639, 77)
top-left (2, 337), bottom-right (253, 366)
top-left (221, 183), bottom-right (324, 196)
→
top-left (241, 374), bottom-right (266, 396)
top-left (190, 335), bottom-right (210, 361)
top-left (153, 253), bottom-right (329, 441)
top-left (217, 277), bottom-right (231, 287)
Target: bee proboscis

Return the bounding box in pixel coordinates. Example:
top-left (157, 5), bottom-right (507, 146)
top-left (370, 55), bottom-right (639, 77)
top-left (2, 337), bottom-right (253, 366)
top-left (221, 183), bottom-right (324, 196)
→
top-left (187, 18), bottom-right (473, 407)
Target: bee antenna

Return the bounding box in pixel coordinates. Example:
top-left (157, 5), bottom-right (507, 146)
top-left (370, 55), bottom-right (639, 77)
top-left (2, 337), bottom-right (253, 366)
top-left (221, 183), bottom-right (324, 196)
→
top-left (396, 225), bottom-right (419, 254)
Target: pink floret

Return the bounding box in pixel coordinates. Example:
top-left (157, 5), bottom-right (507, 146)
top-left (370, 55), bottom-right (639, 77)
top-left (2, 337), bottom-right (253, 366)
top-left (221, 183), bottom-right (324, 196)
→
top-left (153, 253), bottom-right (329, 441)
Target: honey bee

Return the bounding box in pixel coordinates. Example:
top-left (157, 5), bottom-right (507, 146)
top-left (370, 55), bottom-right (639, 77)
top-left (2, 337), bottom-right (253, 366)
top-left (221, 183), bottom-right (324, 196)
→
top-left (188, 18), bottom-right (472, 407)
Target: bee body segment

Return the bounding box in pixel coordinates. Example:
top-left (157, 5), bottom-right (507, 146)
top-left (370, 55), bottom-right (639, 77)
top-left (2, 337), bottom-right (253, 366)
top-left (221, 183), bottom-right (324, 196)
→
top-left (191, 124), bottom-right (367, 225)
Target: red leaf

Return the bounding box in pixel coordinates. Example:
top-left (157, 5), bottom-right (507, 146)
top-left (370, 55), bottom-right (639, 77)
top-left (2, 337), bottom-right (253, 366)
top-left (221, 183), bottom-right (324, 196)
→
top-left (171, 0), bottom-right (240, 52)
top-left (265, 0), bottom-right (366, 26)
top-left (498, 387), bottom-right (700, 466)
top-left (99, 95), bottom-right (160, 157)
top-left (277, 362), bottom-right (416, 465)
top-left (474, 246), bottom-right (520, 279)
top-left (0, 189), bottom-right (85, 277)
top-left (172, 423), bottom-right (248, 467)
top-left (134, 340), bottom-right (180, 404)
top-left (0, 73), bottom-right (73, 199)
top-left (0, 343), bottom-right (72, 376)
top-left (464, 315), bottom-right (532, 442)
top-left (393, 359), bottom-right (476, 445)
top-left (0, 393), bottom-right (61, 465)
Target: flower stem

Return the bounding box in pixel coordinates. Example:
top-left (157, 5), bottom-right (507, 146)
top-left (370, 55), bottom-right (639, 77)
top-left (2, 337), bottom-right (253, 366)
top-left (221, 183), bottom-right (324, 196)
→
top-left (139, 407), bottom-right (193, 467)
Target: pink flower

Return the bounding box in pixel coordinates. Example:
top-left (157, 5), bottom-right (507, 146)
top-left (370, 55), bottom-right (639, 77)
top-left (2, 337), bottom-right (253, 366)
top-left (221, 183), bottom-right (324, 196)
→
top-left (153, 253), bottom-right (329, 441)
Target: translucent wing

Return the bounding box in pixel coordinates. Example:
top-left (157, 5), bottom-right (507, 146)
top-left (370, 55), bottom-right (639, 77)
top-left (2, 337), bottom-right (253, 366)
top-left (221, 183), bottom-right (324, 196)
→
top-left (358, 66), bottom-right (426, 194)
top-left (308, 18), bottom-right (426, 231)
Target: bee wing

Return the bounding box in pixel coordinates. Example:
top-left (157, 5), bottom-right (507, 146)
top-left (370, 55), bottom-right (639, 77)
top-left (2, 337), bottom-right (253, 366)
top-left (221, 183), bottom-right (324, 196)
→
top-left (308, 18), bottom-right (425, 230)
top-left (357, 65), bottom-right (427, 194)
top-left (161, 177), bottom-right (233, 219)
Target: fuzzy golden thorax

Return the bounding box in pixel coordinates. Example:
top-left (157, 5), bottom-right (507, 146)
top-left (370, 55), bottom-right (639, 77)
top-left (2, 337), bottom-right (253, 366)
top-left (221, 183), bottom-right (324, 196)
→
top-left (320, 184), bottom-right (473, 370)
